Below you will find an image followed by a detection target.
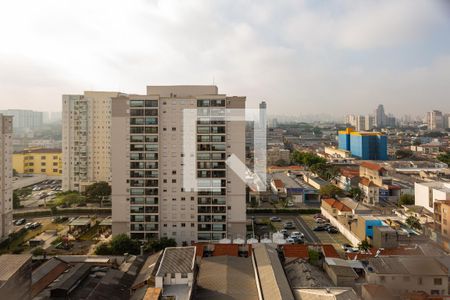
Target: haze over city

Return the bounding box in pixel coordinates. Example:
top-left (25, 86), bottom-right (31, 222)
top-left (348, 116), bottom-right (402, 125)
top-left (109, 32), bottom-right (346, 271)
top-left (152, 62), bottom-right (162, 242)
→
top-left (1, 0), bottom-right (450, 116)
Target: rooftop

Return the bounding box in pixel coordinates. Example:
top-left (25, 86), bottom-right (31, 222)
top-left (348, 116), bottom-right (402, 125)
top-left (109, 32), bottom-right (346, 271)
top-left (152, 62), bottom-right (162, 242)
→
top-left (293, 288), bottom-right (359, 300)
top-left (155, 247), bottom-right (196, 277)
top-left (0, 254), bottom-right (31, 284)
top-left (367, 256), bottom-right (447, 276)
top-left (195, 256), bottom-right (259, 300)
top-left (322, 198), bottom-right (351, 212)
top-left (360, 161), bottom-right (385, 172)
top-left (69, 217), bottom-right (92, 227)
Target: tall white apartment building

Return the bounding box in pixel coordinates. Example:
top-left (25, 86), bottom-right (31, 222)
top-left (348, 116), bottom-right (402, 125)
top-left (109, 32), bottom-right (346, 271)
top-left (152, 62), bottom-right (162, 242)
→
top-left (415, 181), bottom-right (450, 213)
top-left (427, 110), bottom-right (444, 131)
top-left (0, 114), bottom-right (13, 240)
top-left (62, 91), bottom-right (119, 191)
top-left (111, 85), bottom-right (246, 244)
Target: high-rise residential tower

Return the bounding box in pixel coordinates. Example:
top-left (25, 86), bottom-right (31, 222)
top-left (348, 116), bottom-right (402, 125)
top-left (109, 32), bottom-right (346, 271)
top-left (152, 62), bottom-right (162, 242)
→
top-left (111, 85), bottom-right (246, 244)
top-left (374, 104), bottom-right (386, 128)
top-left (0, 109), bottom-right (43, 132)
top-left (0, 114), bottom-right (13, 240)
top-left (62, 91), bottom-right (119, 191)
top-left (427, 110), bottom-right (444, 131)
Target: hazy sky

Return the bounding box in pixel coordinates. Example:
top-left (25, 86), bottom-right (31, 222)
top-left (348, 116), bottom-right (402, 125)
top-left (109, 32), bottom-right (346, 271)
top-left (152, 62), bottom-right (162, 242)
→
top-left (0, 0), bottom-right (449, 116)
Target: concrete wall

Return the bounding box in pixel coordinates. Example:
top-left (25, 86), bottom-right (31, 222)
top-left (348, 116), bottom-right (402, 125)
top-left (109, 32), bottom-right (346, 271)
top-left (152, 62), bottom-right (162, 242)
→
top-left (321, 208), bottom-right (360, 246)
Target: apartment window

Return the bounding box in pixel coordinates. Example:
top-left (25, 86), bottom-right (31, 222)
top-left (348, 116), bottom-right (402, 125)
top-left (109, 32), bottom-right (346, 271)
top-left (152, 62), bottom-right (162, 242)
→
top-left (41, 156), bottom-right (46, 159)
top-left (434, 278), bottom-right (443, 285)
top-left (41, 162), bottom-right (46, 166)
top-left (163, 179), bottom-right (167, 183)
top-left (40, 169), bottom-right (46, 173)
top-left (181, 273), bottom-right (188, 278)
top-left (53, 162), bottom-right (58, 166)
top-left (172, 224), bottom-right (177, 227)
top-left (172, 127), bottom-right (176, 131)
top-left (172, 170), bottom-right (176, 175)
top-left (181, 197), bottom-right (185, 201)
top-left (53, 156), bottom-right (58, 159)
top-left (418, 278), bottom-right (423, 285)
top-left (53, 169), bottom-right (58, 173)
top-left (181, 223), bottom-right (186, 227)
top-left (191, 223), bottom-right (195, 227)
top-left (191, 197), bottom-right (195, 201)
top-left (163, 224), bottom-right (167, 227)
top-left (172, 179), bottom-right (176, 183)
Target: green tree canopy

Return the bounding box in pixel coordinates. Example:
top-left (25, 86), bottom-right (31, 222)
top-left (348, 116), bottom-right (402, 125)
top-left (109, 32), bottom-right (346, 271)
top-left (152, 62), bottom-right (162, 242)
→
top-left (358, 240), bottom-right (371, 251)
top-left (406, 216), bottom-right (421, 230)
top-left (348, 187), bottom-right (363, 201)
top-left (319, 184), bottom-right (344, 198)
top-left (291, 151), bottom-right (326, 167)
top-left (398, 194), bottom-right (415, 206)
top-left (110, 234), bottom-right (140, 255)
top-left (437, 152), bottom-right (450, 165)
top-left (146, 237), bottom-right (177, 252)
top-left (84, 181), bottom-right (112, 202)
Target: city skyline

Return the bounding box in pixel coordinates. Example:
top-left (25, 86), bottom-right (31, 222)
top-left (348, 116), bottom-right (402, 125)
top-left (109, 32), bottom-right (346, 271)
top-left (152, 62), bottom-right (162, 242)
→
top-left (1, 0), bottom-right (450, 115)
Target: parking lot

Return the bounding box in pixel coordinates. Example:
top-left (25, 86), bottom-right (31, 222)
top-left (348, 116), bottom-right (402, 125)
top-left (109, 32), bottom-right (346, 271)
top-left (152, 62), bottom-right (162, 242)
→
top-left (17, 179), bottom-right (62, 208)
top-left (301, 215), bottom-right (351, 255)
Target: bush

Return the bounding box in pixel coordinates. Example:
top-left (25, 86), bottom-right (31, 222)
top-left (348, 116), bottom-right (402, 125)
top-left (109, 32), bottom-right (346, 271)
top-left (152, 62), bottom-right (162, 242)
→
top-left (399, 194), bottom-right (414, 206)
top-left (146, 238), bottom-right (177, 253)
top-left (31, 247), bottom-right (46, 256)
top-left (95, 242), bottom-right (112, 255)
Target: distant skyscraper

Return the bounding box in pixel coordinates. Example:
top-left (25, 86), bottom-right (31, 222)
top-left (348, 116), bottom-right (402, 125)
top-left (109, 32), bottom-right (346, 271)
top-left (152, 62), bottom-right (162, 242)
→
top-left (374, 105), bottom-right (386, 128)
top-left (259, 101), bottom-right (267, 130)
top-left (427, 110), bottom-right (444, 131)
top-left (338, 128), bottom-right (387, 160)
top-left (0, 114), bottom-right (13, 240)
top-left (365, 115), bottom-right (375, 131)
top-left (62, 91), bottom-right (119, 191)
top-left (111, 85), bottom-right (246, 244)
top-left (355, 115), bottom-right (365, 131)
top-left (0, 109), bottom-right (43, 132)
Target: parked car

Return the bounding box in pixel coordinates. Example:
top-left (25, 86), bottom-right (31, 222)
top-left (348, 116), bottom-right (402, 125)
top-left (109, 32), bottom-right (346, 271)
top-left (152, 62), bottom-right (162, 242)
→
top-left (31, 222), bottom-right (41, 229)
top-left (327, 227), bottom-right (339, 234)
top-left (341, 243), bottom-right (358, 252)
top-left (14, 218), bottom-right (26, 225)
top-left (313, 225), bottom-right (327, 231)
top-left (315, 218), bottom-right (328, 224)
top-left (291, 236), bottom-right (304, 244)
top-left (24, 222), bottom-right (33, 230)
top-left (313, 213), bottom-right (325, 219)
top-left (283, 221), bottom-right (295, 229)
top-left (270, 216), bottom-right (282, 222)
top-left (287, 201), bottom-right (294, 207)
top-left (290, 231), bottom-right (304, 239)
top-left (286, 238), bottom-right (295, 244)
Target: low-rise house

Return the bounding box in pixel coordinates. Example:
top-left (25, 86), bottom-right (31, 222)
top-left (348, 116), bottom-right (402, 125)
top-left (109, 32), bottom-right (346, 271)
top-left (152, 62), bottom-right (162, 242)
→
top-left (321, 198), bottom-right (352, 217)
top-left (365, 256), bottom-right (448, 297)
top-left (154, 246), bottom-right (196, 300)
top-left (336, 167), bottom-right (360, 191)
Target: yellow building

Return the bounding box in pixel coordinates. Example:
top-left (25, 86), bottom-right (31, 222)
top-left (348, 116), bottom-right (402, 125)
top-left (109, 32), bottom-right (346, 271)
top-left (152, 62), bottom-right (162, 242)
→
top-left (13, 147), bottom-right (62, 176)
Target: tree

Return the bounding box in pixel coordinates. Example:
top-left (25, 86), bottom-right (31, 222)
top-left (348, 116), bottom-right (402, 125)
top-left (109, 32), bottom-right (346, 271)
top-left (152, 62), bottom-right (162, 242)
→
top-left (31, 247), bottom-right (46, 256)
top-left (84, 181), bottom-right (111, 202)
top-left (146, 238), bottom-right (177, 253)
top-left (320, 184), bottom-right (344, 198)
top-left (308, 249), bottom-right (321, 265)
top-left (437, 152), bottom-right (450, 165)
top-left (110, 234), bottom-right (140, 255)
top-left (291, 151), bottom-right (326, 168)
top-left (274, 159), bottom-right (289, 167)
top-left (398, 194), bottom-right (415, 206)
top-left (395, 149), bottom-right (413, 159)
top-left (406, 216), bottom-right (422, 230)
top-left (95, 242), bottom-right (112, 255)
top-left (358, 240), bottom-right (371, 251)
top-left (348, 187), bottom-right (363, 201)
top-left (13, 191), bottom-right (21, 209)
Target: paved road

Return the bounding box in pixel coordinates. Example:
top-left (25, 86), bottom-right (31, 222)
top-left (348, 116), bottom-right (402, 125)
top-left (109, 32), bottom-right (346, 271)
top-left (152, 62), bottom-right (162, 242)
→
top-left (247, 212), bottom-right (321, 244)
top-left (292, 215), bottom-right (321, 244)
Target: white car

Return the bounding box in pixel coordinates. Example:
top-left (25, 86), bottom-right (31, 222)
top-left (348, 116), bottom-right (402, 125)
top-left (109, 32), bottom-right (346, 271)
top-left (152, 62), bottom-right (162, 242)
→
top-left (290, 231), bottom-right (304, 239)
top-left (287, 201), bottom-right (294, 207)
top-left (286, 238), bottom-right (295, 244)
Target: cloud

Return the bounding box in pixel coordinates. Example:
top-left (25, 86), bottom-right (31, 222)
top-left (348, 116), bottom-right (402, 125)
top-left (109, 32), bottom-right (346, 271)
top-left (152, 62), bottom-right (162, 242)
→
top-left (0, 0), bottom-right (449, 116)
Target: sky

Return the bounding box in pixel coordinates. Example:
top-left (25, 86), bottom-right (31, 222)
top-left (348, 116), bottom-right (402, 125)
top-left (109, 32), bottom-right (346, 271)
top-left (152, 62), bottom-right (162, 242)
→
top-left (0, 0), bottom-right (449, 117)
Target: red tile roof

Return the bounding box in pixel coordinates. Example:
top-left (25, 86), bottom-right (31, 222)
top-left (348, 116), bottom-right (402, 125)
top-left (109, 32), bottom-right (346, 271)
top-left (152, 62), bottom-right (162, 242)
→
top-left (346, 247), bottom-right (424, 260)
top-left (360, 161), bottom-right (385, 172)
top-left (213, 244), bottom-right (239, 256)
top-left (272, 179), bottom-right (285, 189)
top-left (340, 168), bottom-right (360, 178)
top-left (322, 198), bottom-right (352, 212)
top-left (359, 177), bottom-right (376, 187)
top-left (322, 244), bottom-right (340, 258)
top-left (283, 244), bottom-right (309, 258)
